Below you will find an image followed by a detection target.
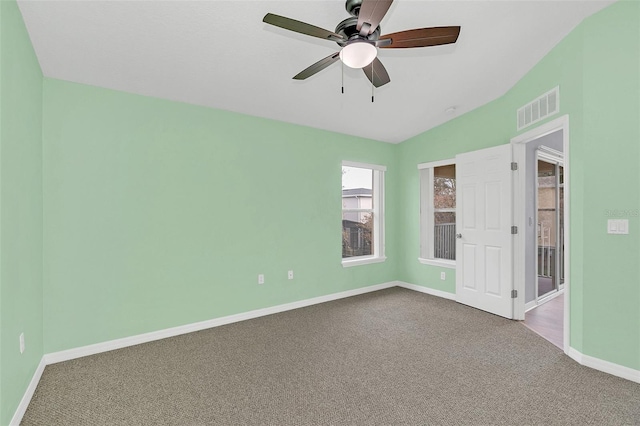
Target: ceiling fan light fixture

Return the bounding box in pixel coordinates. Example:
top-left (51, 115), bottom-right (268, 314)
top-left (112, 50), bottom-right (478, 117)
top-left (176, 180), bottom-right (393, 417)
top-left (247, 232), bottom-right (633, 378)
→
top-left (339, 41), bottom-right (377, 69)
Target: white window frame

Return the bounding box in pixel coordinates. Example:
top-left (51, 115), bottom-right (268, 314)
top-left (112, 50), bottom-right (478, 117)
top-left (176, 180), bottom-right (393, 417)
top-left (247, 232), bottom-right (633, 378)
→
top-left (418, 159), bottom-right (456, 269)
top-left (342, 161), bottom-right (386, 267)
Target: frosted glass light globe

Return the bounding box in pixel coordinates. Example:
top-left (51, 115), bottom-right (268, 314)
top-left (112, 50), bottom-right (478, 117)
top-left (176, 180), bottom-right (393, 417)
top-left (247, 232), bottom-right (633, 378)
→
top-left (339, 41), bottom-right (377, 69)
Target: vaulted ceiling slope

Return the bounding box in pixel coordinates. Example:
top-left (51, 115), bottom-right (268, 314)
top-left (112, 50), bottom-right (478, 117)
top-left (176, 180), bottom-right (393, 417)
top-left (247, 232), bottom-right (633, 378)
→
top-left (18, 0), bottom-right (614, 143)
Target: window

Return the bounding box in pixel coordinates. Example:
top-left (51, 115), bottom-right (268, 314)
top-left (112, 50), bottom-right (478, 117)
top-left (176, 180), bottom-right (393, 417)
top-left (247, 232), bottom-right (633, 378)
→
top-left (419, 160), bottom-right (456, 268)
top-left (342, 161), bottom-right (386, 267)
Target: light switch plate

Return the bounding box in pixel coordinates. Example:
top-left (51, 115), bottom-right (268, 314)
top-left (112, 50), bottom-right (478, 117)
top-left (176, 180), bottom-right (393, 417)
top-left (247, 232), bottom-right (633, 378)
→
top-left (607, 219), bottom-right (629, 235)
top-left (619, 219), bottom-right (629, 234)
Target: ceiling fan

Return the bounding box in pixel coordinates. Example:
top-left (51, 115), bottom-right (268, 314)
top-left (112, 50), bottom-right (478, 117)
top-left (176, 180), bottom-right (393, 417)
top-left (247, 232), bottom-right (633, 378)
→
top-left (263, 0), bottom-right (461, 88)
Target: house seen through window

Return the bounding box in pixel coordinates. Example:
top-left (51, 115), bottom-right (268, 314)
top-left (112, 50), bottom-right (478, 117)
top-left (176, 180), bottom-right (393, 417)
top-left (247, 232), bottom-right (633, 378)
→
top-left (433, 164), bottom-right (456, 260)
top-left (342, 162), bottom-right (385, 265)
top-left (419, 161), bottom-right (456, 265)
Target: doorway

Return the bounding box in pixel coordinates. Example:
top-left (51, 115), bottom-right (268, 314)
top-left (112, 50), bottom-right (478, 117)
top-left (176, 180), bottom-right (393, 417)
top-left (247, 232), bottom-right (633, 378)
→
top-left (511, 116), bottom-right (570, 353)
top-left (525, 145), bottom-right (565, 348)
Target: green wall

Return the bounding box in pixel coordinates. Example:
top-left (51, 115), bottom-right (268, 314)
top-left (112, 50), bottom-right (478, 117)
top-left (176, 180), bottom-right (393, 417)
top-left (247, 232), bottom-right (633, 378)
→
top-left (580, 1), bottom-right (639, 369)
top-left (396, 0), bottom-right (639, 370)
top-left (42, 80), bottom-right (398, 354)
top-left (1, 1), bottom-right (639, 423)
top-left (0, 0), bottom-right (44, 424)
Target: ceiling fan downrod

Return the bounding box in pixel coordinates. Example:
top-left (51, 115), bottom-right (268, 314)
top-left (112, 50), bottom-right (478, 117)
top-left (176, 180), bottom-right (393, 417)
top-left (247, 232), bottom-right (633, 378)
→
top-left (345, 0), bottom-right (363, 17)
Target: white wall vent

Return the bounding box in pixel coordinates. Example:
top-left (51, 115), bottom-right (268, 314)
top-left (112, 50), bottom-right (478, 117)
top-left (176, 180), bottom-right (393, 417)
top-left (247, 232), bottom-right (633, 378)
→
top-left (517, 86), bottom-right (560, 131)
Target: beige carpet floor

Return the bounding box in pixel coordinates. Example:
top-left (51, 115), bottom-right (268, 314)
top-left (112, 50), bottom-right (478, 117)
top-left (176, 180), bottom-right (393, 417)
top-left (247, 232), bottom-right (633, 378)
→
top-left (22, 287), bottom-right (640, 425)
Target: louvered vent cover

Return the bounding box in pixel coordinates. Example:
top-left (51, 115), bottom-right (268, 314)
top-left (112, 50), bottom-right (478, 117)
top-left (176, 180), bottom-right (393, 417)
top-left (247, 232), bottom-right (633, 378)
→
top-left (517, 87), bottom-right (559, 130)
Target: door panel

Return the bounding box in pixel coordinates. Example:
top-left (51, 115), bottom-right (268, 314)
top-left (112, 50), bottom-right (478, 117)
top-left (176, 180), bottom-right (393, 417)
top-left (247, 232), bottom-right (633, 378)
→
top-left (462, 244), bottom-right (477, 290)
top-left (462, 185), bottom-right (477, 228)
top-left (456, 144), bottom-right (513, 319)
top-left (485, 246), bottom-right (502, 296)
top-left (485, 182), bottom-right (502, 230)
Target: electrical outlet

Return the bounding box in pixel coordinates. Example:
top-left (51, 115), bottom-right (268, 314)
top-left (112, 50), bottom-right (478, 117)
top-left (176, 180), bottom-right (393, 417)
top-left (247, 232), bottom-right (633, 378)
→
top-left (19, 333), bottom-right (25, 354)
top-left (258, 274), bottom-right (264, 285)
top-left (288, 270), bottom-right (294, 280)
top-left (440, 272), bottom-right (446, 280)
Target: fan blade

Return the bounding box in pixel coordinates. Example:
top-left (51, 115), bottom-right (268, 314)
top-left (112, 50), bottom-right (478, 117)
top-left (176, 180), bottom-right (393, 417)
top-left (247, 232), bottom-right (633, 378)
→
top-left (263, 13), bottom-right (345, 42)
top-left (379, 26), bottom-right (460, 49)
top-left (293, 53), bottom-right (340, 80)
top-left (357, 0), bottom-right (393, 35)
top-left (362, 57), bottom-right (390, 88)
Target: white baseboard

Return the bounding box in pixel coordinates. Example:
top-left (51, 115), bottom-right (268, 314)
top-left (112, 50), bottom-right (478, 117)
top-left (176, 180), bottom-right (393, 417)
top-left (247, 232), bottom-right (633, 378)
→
top-left (525, 300), bottom-right (537, 312)
top-left (14, 280), bottom-right (639, 425)
top-left (396, 281), bottom-right (456, 300)
top-left (526, 289), bottom-right (565, 313)
top-left (44, 281), bottom-right (397, 365)
top-left (9, 356), bottom-right (47, 426)
top-left (567, 347), bottom-right (640, 384)
top-left (399, 282), bottom-right (640, 385)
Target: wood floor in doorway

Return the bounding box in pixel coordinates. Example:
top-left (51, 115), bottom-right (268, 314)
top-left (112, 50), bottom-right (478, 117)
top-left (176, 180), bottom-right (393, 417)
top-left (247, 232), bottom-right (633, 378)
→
top-left (524, 293), bottom-right (564, 349)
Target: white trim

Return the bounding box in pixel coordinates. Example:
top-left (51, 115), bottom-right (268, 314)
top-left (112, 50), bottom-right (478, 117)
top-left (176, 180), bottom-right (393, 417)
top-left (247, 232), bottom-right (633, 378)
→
top-left (342, 194), bottom-right (372, 199)
top-left (567, 347), bottom-right (640, 384)
top-left (342, 164), bottom-right (385, 262)
top-left (419, 167), bottom-right (434, 259)
top-left (526, 288), bottom-right (564, 312)
top-left (44, 281), bottom-right (397, 365)
top-left (417, 158), bottom-right (455, 170)
top-left (511, 115), bottom-right (568, 145)
top-left (9, 356), bottom-right (47, 426)
top-left (537, 288), bottom-right (564, 305)
top-left (342, 160), bottom-right (386, 172)
top-left (418, 257), bottom-right (456, 269)
top-left (525, 300), bottom-right (538, 312)
top-left (401, 280), bottom-right (640, 386)
top-left (537, 147), bottom-right (564, 165)
top-left (375, 168), bottom-right (385, 259)
top-left (511, 114), bottom-right (570, 355)
top-left (396, 281), bottom-right (456, 301)
top-left (12, 281), bottom-right (640, 424)
top-left (342, 208), bottom-right (373, 213)
top-left (419, 158), bottom-right (456, 261)
top-left (567, 347), bottom-right (582, 363)
top-left (341, 256), bottom-right (387, 267)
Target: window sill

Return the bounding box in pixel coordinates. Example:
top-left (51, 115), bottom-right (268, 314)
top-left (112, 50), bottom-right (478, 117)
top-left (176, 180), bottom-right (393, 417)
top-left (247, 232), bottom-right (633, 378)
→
top-left (342, 256), bottom-right (387, 268)
top-left (418, 258), bottom-right (456, 269)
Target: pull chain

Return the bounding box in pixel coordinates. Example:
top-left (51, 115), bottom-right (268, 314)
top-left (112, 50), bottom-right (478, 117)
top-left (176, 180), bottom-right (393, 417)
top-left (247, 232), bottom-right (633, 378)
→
top-left (371, 62), bottom-right (374, 103)
top-left (341, 60), bottom-right (344, 94)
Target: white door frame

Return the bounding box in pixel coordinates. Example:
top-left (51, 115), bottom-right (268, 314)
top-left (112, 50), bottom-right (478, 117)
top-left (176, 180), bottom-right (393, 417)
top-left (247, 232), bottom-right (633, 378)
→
top-left (511, 115), bottom-right (570, 354)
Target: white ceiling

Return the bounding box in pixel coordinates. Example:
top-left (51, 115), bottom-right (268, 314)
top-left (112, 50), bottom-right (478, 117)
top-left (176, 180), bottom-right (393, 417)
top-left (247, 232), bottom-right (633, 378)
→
top-left (18, 0), bottom-right (614, 143)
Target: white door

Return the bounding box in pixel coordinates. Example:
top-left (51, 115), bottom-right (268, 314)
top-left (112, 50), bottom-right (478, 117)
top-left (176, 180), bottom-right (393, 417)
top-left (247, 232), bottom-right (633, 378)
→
top-left (455, 144), bottom-right (514, 318)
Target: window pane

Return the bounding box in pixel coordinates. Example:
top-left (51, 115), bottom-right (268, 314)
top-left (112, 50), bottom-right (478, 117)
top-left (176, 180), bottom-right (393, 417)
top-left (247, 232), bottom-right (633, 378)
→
top-left (342, 212), bottom-right (373, 258)
top-left (434, 212), bottom-right (456, 260)
top-left (434, 165), bottom-right (456, 209)
top-left (342, 166), bottom-right (373, 209)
